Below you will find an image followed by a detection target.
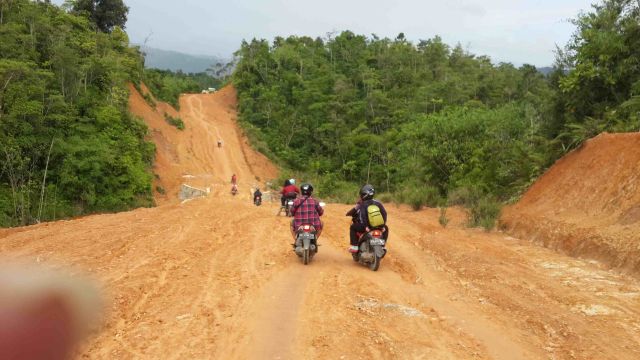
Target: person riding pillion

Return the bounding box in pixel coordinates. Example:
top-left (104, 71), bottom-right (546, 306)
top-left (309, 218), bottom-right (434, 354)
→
top-left (348, 184), bottom-right (388, 253)
top-left (280, 178), bottom-right (300, 206)
top-left (290, 183), bottom-right (324, 242)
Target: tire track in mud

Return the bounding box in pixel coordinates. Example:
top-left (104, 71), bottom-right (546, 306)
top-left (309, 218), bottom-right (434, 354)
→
top-left (386, 215), bottom-right (541, 359)
top-left (248, 267), bottom-right (309, 360)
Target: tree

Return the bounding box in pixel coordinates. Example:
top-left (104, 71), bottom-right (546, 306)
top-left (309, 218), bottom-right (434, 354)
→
top-left (68, 0), bottom-right (129, 32)
top-left (553, 0), bottom-right (640, 148)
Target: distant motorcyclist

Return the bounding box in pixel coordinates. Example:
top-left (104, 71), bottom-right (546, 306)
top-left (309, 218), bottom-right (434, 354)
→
top-left (280, 178), bottom-right (300, 207)
top-left (231, 174), bottom-right (237, 185)
top-left (290, 183), bottom-right (324, 240)
top-left (348, 184), bottom-right (388, 253)
top-left (217, 139), bottom-right (223, 148)
top-left (253, 187), bottom-right (262, 204)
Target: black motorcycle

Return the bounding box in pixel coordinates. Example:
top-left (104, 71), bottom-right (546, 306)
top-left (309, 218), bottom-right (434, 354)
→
top-left (294, 224), bottom-right (318, 265)
top-left (352, 228), bottom-right (386, 271)
top-left (254, 195), bottom-right (262, 206)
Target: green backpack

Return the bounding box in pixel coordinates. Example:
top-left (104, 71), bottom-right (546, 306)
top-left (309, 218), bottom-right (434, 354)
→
top-left (367, 204), bottom-right (385, 228)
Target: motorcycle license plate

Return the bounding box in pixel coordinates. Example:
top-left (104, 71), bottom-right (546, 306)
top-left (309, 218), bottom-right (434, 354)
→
top-left (369, 238), bottom-right (385, 246)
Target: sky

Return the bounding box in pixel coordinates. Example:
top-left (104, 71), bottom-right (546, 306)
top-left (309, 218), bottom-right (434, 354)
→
top-left (53, 0), bottom-right (596, 67)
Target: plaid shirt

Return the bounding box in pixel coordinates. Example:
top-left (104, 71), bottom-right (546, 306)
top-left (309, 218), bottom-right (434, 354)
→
top-left (291, 196), bottom-right (324, 230)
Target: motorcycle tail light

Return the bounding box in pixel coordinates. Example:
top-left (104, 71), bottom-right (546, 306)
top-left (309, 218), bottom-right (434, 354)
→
top-left (372, 230), bottom-right (382, 237)
top-left (303, 225), bottom-right (311, 232)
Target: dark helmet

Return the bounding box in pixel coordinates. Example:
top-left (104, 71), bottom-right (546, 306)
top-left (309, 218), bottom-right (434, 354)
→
top-left (301, 183), bottom-right (314, 196)
top-left (359, 184), bottom-right (375, 200)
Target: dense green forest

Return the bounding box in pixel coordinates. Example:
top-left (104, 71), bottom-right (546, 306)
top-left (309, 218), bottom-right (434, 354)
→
top-left (233, 0), bottom-right (640, 227)
top-left (0, 0), bottom-right (154, 227)
top-left (142, 69), bottom-right (222, 109)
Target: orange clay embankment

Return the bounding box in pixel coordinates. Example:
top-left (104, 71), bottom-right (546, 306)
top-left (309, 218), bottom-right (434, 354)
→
top-left (501, 132), bottom-right (640, 275)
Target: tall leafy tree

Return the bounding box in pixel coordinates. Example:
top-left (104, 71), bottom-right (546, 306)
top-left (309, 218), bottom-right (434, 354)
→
top-left (67, 0), bottom-right (129, 32)
top-left (553, 0), bottom-right (640, 147)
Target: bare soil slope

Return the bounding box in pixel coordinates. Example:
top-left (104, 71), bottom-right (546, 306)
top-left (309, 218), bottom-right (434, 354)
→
top-left (128, 84), bottom-right (278, 204)
top-left (1, 93), bottom-right (640, 359)
top-left (501, 132), bottom-right (640, 275)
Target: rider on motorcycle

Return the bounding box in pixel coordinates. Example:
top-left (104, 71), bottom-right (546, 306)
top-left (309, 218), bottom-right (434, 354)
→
top-left (290, 183), bottom-right (324, 240)
top-left (280, 178), bottom-right (300, 207)
top-left (347, 184), bottom-right (389, 253)
top-left (253, 187), bottom-right (262, 203)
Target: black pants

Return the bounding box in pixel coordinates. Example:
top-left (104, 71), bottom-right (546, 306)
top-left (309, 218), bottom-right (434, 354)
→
top-left (349, 223), bottom-right (389, 245)
top-left (281, 195), bottom-right (296, 206)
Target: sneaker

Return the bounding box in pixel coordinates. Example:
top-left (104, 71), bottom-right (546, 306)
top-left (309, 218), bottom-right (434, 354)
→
top-left (348, 245), bottom-right (359, 253)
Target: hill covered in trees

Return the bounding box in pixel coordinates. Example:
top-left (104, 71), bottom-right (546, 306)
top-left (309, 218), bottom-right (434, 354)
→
top-left (0, 0), bottom-right (154, 226)
top-left (140, 46), bottom-right (227, 74)
top-left (233, 0), bottom-right (640, 227)
top-left (233, 33), bottom-right (553, 218)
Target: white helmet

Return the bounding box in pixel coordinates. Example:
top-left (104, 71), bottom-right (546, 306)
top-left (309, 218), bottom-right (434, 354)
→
top-left (289, 178), bottom-right (296, 185)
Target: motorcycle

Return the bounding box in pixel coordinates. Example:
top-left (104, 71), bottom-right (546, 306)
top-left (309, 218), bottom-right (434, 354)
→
top-left (352, 228), bottom-right (387, 271)
top-left (285, 199), bottom-right (294, 216)
top-left (278, 198), bottom-right (295, 216)
top-left (231, 184), bottom-right (238, 196)
top-left (254, 195), bottom-right (262, 206)
top-left (293, 224), bottom-right (318, 265)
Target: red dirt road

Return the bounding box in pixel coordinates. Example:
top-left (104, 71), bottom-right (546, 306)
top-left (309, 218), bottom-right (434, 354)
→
top-left (1, 89), bottom-right (640, 359)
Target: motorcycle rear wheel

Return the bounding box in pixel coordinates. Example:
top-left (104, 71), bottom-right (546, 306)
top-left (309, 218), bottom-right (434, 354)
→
top-left (369, 254), bottom-right (381, 271)
top-left (302, 249), bottom-right (310, 265)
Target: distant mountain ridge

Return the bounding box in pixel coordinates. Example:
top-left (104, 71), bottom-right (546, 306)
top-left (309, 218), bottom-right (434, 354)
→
top-left (139, 46), bottom-right (227, 73)
top-left (537, 67), bottom-right (554, 76)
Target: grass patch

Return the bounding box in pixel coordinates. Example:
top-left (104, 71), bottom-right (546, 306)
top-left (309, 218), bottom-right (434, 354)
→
top-left (396, 185), bottom-right (442, 210)
top-left (467, 196), bottom-right (501, 230)
top-left (448, 186), bottom-right (501, 230)
top-left (438, 207), bottom-right (449, 227)
top-left (164, 114), bottom-right (185, 130)
top-left (143, 92), bottom-right (156, 108)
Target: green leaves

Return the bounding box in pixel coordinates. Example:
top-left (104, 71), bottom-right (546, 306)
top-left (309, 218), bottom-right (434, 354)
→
top-left (0, 0), bottom-right (153, 226)
top-left (232, 32), bottom-right (558, 208)
top-left (558, 0), bottom-right (640, 125)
